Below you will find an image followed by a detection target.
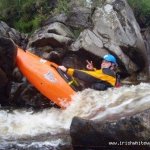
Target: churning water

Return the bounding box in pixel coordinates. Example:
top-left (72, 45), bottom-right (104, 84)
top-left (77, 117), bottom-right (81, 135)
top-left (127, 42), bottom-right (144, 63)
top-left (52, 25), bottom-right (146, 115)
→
top-left (0, 83), bottom-right (150, 149)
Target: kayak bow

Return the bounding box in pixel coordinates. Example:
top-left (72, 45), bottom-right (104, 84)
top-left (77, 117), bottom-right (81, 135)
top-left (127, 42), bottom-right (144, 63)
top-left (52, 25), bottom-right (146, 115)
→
top-left (16, 48), bottom-right (76, 108)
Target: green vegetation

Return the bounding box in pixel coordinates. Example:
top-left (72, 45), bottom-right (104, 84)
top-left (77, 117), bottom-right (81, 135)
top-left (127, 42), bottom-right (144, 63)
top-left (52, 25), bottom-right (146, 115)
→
top-left (0, 0), bottom-right (54, 33)
top-left (0, 0), bottom-right (70, 33)
top-left (53, 0), bottom-right (69, 14)
top-left (128, 0), bottom-right (150, 27)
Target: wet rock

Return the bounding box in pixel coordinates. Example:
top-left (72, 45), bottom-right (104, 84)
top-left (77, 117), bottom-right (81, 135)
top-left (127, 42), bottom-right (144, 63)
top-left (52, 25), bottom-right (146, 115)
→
top-left (12, 67), bottom-right (23, 83)
top-left (0, 37), bottom-right (17, 105)
top-left (0, 37), bottom-right (17, 76)
top-left (0, 68), bottom-right (9, 104)
top-left (70, 109), bottom-right (150, 150)
top-left (0, 68), bottom-right (8, 87)
top-left (11, 82), bottom-right (56, 109)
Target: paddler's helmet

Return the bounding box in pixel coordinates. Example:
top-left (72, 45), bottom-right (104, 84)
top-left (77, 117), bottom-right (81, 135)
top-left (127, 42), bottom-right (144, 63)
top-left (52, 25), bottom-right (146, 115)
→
top-left (103, 54), bottom-right (117, 65)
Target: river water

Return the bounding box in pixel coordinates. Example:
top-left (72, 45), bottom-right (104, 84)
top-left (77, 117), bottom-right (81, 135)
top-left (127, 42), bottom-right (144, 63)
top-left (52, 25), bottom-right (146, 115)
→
top-left (0, 83), bottom-right (150, 149)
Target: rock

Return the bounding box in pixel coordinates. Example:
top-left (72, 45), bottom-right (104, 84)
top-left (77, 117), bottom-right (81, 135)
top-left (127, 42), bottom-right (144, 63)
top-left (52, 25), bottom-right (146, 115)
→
top-left (27, 22), bottom-right (74, 50)
top-left (94, 0), bottom-right (148, 75)
top-left (46, 22), bottom-right (75, 38)
top-left (44, 7), bottom-right (93, 29)
top-left (0, 37), bottom-right (17, 76)
top-left (42, 51), bottom-right (62, 64)
top-left (0, 37), bottom-right (17, 105)
top-left (66, 7), bottom-right (93, 29)
top-left (43, 13), bottom-right (68, 26)
top-left (0, 68), bottom-right (9, 105)
top-left (37, 45), bottom-right (53, 53)
top-left (142, 27), bottom-right (150, 77)
top-left (11, 82), bottom-right (57, 109)
top-left (12, 67), bottom-right (23, 83)
top-left (70, 109), bottom-right (150, 149)
top-left (71, 29), bottom-right (104, 54)
top-left (0, 68), bottom-right (8, 86)
top-left (0, 21), bottom-right (25, 46)
top-left (62, 53), bottom-right (85, 69)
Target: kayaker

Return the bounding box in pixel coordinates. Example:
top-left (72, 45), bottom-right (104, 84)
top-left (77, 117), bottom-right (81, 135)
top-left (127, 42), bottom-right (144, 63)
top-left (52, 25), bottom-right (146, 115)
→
top-left (59, 54), bottom-right (120, 91)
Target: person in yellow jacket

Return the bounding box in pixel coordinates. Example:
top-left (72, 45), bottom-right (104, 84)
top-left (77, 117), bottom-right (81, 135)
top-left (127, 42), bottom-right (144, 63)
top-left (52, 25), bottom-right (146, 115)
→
top-left (59, 54), bottom-right (120, 91)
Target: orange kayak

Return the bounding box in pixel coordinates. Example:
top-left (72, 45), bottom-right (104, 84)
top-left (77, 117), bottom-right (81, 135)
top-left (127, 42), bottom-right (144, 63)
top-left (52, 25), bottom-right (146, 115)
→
top-left (16, 47), bottom-right (76, 108)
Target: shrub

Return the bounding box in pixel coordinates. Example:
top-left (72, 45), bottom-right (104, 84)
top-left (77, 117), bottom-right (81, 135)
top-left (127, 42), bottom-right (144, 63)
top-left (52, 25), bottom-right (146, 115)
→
top-left (128, 0), bottom-right (150, 27)
top-left (54, 0), bottom-right (69, 14)
top-left (0, 0), bottom-right (51, 33)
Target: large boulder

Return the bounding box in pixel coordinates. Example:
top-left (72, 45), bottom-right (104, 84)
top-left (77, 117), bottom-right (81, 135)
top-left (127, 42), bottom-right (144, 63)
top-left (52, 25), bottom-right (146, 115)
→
top-left (26, 22), bottom-right (75, 62)
top-left (70, 109), bottom-right (150, 149)
top-left (27, 22), bottom-right (75, 50)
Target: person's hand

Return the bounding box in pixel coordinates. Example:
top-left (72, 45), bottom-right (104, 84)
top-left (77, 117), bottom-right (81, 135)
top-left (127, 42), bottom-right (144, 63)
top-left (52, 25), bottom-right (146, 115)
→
top-left (86, 60), bottom-right (94, 70)
top-left (58, 66), bottom-right (67, 72)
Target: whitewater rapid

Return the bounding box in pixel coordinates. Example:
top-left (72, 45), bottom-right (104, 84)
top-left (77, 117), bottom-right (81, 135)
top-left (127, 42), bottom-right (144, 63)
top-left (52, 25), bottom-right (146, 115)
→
top-left (0, 83), bottom-right (150, 148)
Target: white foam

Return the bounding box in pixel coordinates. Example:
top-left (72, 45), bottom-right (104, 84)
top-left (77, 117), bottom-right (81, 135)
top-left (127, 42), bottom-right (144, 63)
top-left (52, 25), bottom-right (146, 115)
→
top-left (0, 83), bottom-right (150, 140)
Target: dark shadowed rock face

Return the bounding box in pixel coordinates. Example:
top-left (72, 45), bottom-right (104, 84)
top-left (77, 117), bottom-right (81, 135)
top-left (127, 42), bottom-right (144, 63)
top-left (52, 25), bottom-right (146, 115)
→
top-left (70, 109), bottom-right (150, 150)
top-left (142, 28), bottom-right (150, 78)
top-left (0, 37), bottom-right (17, 75)
top-left (0, 68), bottom-right (9, 105)
top-left (0, 37), bottom-right (17, 105)
top-left (11, 82), bottom-right (58, 109)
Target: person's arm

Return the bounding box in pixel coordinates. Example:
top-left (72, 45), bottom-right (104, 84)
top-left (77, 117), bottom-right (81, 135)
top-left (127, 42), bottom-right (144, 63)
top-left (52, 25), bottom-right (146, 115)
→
top-left (67, 68), bottom-right (99, 83)
top-left (58, 59), bottom-right (96, 72)
top-left (58, 66), bottom-right (97, 83)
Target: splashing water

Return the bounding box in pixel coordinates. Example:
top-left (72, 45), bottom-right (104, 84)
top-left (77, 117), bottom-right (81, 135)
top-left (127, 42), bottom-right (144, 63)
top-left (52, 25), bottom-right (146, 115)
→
top-left (0, 83), bottom-right (150, 148)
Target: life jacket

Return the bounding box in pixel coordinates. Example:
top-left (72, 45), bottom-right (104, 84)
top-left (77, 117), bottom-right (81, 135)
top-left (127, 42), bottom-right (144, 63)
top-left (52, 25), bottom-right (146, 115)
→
top-left (67, 68), bottom-right (117, 87)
